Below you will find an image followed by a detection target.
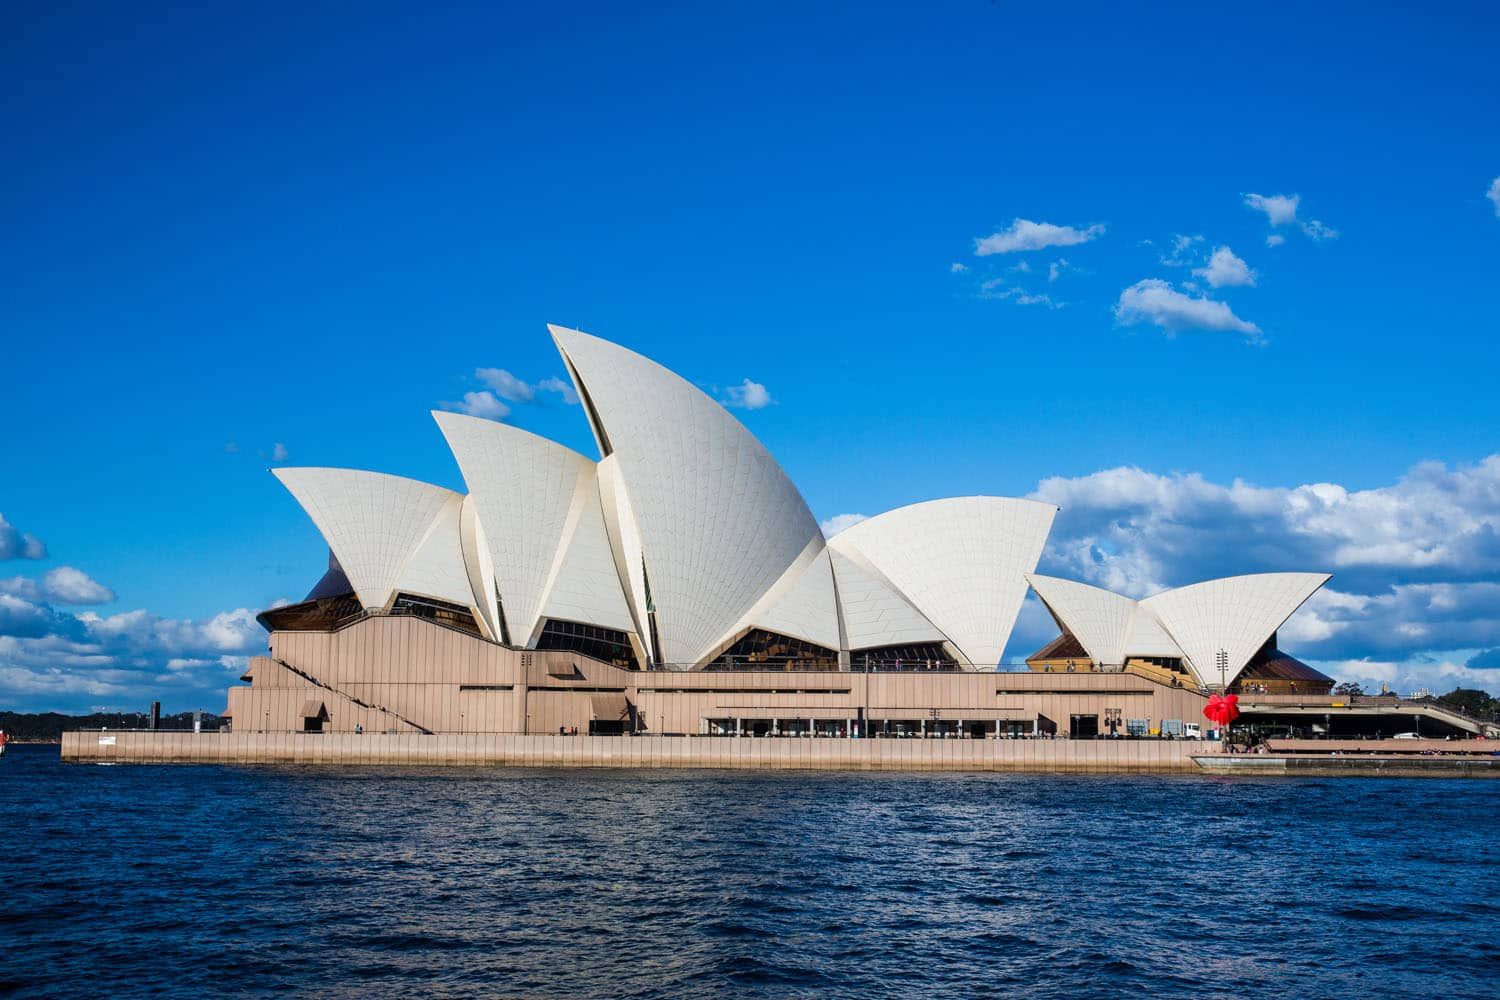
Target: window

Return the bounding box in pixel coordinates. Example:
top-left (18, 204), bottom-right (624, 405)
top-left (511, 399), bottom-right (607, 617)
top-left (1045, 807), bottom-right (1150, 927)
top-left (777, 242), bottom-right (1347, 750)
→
top-left (534, 619), bottom-right (641, 670)
top-left (702, 629), bottom-right (839, 671)
top-left (390, 593), bottom-right (483, 637)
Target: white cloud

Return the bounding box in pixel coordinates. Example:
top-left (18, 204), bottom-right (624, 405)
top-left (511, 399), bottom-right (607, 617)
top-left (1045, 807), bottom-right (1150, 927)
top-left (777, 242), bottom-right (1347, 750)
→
top-left (443, 369), bottom-right (580, 421)
top-left (1114, 279), bottom-right (1260, 337)
top-left (820, 513), bottom-right (868, 537)
top-left (1160, 234), bottom-right (1204, 267)
top-left (1244, 192), bottom-right (1301, 226)
top-left (1245, 192), bottom-right (1336, 242)
top-left (0, 595), bottom-right (268, 711)
top-left (1265, 234), bottom-right (1286, 248)
top-left (1048, 259), bottom-right (1068, 283)
top-left (1011, 260), bottom-right (1031, 274)
top-left (0, 514), bottom-right (46, 561)
top-left (950, 262), bottom-right (968, 273)
top-left (447, 390), bottom-right (511, 421)
top-left (1300, 219), bottom-right (1339, 241)
top-left (1489, 176), bottom-right (1500, 217)
top-left (998, 288), bottom-right (1058, 308)
top-left (0, 568), bottom-right (110, 605)
top-left (975, 219), bottom-right (1105, 255)
top-left (47, 567), bottom-right (114, 604)
top-left (536, 376), bottom-right (579, 405)
top-left (1192, 246), bottom-right (1257, 288)
top-left (271, 442), bottom-right (289, 462)
top-left (476, 368), bottom-right (537, 403)
top-left (721, 379), bottom-right (773, 410)
top-left (1016, 455), bottom-right (1500, 691)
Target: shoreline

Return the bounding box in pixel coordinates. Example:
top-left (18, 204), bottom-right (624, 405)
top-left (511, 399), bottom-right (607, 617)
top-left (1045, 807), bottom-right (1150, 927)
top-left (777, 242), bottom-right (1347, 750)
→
top-left (55, 731), bottom-right (1500, 775)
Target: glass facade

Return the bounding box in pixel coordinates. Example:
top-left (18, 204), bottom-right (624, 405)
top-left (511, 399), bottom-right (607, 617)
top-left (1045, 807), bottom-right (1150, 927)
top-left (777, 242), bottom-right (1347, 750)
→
top-left (534, 618), bottom-right (642, 670)
top-left (702, 629), bottom-right (840, 671)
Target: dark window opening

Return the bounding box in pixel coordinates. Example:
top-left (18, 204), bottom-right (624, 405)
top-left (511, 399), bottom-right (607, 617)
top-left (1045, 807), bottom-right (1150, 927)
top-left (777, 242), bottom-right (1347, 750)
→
top-left (391, 593), bottom-right (483, 637)
top-left (534, 618), bottom-right (642, 670)
top-left (850, 643), bottom-right (961, 672)
top-left (703, 629), bottom-right (840, 672)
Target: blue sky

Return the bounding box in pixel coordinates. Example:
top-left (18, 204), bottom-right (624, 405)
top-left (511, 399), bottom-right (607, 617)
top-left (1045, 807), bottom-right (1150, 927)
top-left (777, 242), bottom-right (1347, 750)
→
top-left (4, 2), bottom-right (1498, 711)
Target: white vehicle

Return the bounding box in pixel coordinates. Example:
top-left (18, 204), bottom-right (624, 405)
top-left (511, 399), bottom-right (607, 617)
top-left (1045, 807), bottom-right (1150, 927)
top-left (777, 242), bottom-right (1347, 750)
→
top-left (1183, 722), bottom-right (1202, 739)
top-left (1392, 732), bottom-right (1423, 740)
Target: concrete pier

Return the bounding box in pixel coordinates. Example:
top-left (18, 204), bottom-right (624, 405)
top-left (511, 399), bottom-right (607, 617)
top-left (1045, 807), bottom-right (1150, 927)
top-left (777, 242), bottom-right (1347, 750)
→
top-left (62, 731), bottom-right (1213, 772)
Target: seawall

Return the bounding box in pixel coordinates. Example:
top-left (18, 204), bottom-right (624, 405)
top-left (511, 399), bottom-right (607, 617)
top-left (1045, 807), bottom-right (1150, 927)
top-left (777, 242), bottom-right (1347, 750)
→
top-left (62, 731), bottom-right (1210, 772)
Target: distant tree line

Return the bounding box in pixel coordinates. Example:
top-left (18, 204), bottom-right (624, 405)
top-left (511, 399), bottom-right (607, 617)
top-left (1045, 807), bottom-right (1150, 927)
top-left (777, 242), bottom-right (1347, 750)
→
top-left (0, 711), bottom-right (227, 743)
top-left (1329, 683), bottom-right (1499, 722)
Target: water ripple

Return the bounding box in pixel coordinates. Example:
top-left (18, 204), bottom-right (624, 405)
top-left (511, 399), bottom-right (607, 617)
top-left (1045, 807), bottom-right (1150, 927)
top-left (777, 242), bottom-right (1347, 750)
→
top-left (1, 745), bottom-right (1496, 998)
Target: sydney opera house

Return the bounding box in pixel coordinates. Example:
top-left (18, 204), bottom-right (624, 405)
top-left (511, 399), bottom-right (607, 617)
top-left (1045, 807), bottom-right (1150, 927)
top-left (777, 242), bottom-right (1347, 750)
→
top-left (229, 325), bottom-right (1341, 740)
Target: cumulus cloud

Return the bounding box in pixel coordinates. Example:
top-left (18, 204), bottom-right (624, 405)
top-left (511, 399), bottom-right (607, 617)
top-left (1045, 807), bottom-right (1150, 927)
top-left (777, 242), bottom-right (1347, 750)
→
top-left (1015, 454), bottom-right (1500, 692)
top-left (536, 376), bottom-right (579, 405)
top-left (950, 262), bottom-right (968, 273)
top-left (0, 566), bottom-right (115, 605)
top-left (721, 379), bottom-right (773, 410)
top-left (271, 442), bottom-right (289, 462)
top-left (446, 390), bottom-right (511, 421)
top-left (442, 368), bottom-right (580, 422)
top-left (820, 513), bottom-right (869, 537)
top-left (0, 592), bottom-right (266, 711)
top-left (1244, 192), bottom-right (1337, 242)
top-left (477, 368), bottom-right (536, 403)
top-left (1048, 259), bottom-right (1068, 283)
top-left (1114, 279), bottom-right (1260, 337)
top-left (1265, 234), bottom-right (1286, 248)
top-left (1489, 177), bottom-right (1500, 217)
top-left (0, 514), bottom-right (46, 561)
top-left (1192, 246), bottom-right (1256, 288)
top-left (1244, 192), bottom-right (1300, 226)
top-left (975, 219), bottom-right (1105, 255)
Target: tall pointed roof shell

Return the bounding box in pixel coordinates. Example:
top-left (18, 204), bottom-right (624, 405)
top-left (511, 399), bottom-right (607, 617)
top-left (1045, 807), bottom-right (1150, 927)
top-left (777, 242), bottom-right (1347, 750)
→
top-left (830, 497), bottom-right (1057, 669)
top-left (433, 410), bottom-right (627, 646)
top-left (549, 325), bottom-right (822, 665)
top-left (1140, 572), bottom-right (1330, 686)
top-left (271, 467), bottom-right (468, 612)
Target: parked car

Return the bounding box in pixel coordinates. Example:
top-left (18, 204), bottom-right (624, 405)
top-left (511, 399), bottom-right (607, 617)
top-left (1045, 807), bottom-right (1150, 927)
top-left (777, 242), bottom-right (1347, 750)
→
top-left (1392, 732), bottom-right (1423, 740)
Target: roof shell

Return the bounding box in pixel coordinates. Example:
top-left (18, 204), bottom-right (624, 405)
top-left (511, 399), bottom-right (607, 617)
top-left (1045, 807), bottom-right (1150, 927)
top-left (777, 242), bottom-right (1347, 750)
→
top-left (1027, 573), bottom-right (1139, 667)
top-left (272, 467), bottom-right (471, 613)
top-left (433, 410), bottom-right (630, 646)
top-left (550, 325), bottom-right (822, 666)
top-left (1140, 572), bottom-right (1330, 686)
top-left (830, 497), bottom-right (1057, 669)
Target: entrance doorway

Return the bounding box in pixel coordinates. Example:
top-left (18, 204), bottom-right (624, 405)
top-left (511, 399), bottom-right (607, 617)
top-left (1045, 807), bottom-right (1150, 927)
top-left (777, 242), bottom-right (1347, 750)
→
top-left (1069, 714), bottom-right (1099, 739)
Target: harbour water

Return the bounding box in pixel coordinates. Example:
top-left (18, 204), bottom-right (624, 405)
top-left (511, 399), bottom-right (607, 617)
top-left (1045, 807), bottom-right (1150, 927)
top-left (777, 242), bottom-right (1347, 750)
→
top-left (4, 744), bottom-right (1497, 997)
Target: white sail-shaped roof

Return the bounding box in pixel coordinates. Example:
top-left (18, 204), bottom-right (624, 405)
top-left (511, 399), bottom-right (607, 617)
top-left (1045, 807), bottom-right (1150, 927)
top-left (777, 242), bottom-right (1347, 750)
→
top-left (739, 545), bottom-right (842, 653)
top-left (550, 324), bottom-right (822, 666)
top-left (272, 467), bottom-right (470, 612)
top-left (434, 411), bottom-right (623, 646)
top-left (830, 497), bottom-right (1057, 669)
top-left (394, 492), bottom-right (478, 611)
top-left (829, 549), bottom-right (946, 651)
top-left (1122, 609), bottom-right (1183, 659)
top-left (537, 463), bottom-right (637, 636)
top-left (1140, 572), bottom-right (1330, 685)
top-left (1027, 573), bottom-right (1139, 667)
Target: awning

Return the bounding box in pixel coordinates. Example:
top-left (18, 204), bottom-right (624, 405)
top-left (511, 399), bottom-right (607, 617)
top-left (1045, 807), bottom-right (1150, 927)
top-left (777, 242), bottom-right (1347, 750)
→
top-left (590, 693), bottom-right (629, 721)
top-left (300, 700), bottom-right (327, 719)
